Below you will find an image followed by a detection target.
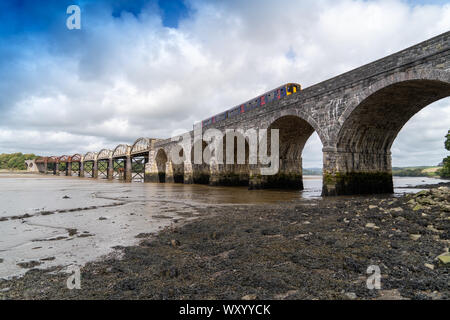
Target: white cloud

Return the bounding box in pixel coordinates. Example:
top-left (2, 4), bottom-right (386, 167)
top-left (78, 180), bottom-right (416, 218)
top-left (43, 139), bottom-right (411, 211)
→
top-left (0, 0), bottom-right (449, 167)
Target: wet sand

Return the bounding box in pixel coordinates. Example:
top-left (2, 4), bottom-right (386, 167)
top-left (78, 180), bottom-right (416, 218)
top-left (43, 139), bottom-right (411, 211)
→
top-left (0, 174), bottom-right (306, 279)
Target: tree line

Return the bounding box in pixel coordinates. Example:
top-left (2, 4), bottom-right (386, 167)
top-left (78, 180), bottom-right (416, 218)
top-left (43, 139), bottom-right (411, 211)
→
top-left (0, 153), bottom-right (39, 170)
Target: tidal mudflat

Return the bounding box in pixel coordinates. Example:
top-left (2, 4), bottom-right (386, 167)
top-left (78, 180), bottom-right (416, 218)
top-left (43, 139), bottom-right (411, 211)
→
top-left (0, 174), bottom-right (448, 299)
top-left (0, 173), bottom-right (304, 279)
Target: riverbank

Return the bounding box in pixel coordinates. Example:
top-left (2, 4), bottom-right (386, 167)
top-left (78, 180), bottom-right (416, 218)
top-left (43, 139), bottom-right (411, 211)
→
top-left (1, 182), bottom-right (448, 300)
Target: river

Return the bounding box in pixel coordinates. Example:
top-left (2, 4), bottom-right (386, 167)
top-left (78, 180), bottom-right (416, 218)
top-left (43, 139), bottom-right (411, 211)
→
top-left (0, 173), bottom-right (446, 279)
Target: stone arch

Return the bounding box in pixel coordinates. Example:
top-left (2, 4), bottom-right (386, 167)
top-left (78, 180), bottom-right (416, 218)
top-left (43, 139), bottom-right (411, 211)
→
top-left (262, 107), bottom-right (328, 145)
top-left (337, 69), bottom-right (450, 132)
top-left (327, 72), bottom-right (450, 195)
top-left (155, 148), bottom-right (168, 183)
top-left (257, 113), bottom-right (320, 189)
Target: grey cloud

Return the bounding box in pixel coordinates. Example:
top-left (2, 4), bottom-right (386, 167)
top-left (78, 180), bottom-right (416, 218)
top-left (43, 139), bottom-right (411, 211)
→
top-left (0, 0), bottom-right (449, 167)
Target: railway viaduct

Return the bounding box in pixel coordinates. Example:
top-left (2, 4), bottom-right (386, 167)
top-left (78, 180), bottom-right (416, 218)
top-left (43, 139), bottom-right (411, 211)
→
top-left (33, 31), bottom-right (450, 196)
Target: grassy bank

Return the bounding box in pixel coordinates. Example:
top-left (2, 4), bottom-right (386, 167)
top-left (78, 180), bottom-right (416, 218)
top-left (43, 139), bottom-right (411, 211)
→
top-left (392, 166), bottom-right (442, 177)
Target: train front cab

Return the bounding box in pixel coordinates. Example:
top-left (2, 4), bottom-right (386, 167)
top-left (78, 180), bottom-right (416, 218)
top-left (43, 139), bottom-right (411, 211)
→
top-left (286, 83), bottom-right (301, 96)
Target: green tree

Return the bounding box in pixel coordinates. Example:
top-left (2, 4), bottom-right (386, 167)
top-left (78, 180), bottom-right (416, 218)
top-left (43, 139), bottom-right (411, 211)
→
top-left (0, 153), bottom-right (39, 170)
top-left (446, 130), bottom-right (450, 151)
top-left (440, 129), bottom-right (450, 178)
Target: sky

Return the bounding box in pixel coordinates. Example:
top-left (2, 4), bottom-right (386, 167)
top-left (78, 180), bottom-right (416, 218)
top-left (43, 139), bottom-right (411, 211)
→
top-left (0, 0), bottom-right (449, 168)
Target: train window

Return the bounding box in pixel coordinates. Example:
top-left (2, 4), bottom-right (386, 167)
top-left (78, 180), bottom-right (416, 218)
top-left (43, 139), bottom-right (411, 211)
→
top-left (216, 113), bottom-right (226, 122)
top-left (287, 85), bottom-right (295, 95)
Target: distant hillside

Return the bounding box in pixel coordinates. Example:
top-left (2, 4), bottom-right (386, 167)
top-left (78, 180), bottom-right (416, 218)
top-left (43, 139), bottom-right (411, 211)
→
top-left (303, 168), bottom-right (322, 175)
top-left (0, 153), bottom-right (39, 171)
top-left (303, 166), bottom-right (444, 177)
top-left (391, 166), bottom-right (441, 177)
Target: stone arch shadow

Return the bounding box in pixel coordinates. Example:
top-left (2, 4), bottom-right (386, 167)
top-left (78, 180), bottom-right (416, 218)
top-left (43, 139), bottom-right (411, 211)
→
top-left (154, 148), bottom-right (169, 183)
top-left (255, 109), bottom-right (325, 190)
top-left (325, 71), bottom-right (450, 195)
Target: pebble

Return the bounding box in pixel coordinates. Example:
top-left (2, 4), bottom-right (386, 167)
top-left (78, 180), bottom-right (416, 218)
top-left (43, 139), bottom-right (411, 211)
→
top-left (427, 225), bottom-right (440, 233)
top-left (345, 292), bottom-right (357, 299)
top-left (436, 252), bottom-right (450, 265)
top-left (424, 263), bottom-right (435, 270)
top-left (409, 234), bottom-right (421, 241)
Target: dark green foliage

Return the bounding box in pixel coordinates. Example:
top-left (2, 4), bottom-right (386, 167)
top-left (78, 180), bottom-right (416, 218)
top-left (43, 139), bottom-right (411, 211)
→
top-left (440, 156), bottom-right (450, 178)
top-left (439, 130), bottom-right (450, 178)
top-left (392, 167), bottom-right (434, 177)
top-left (84, 162), bottom-right (94, 171)
top-left (445, 130), bottom-right (450, 151)
top-left (0, 153), bottom-right (39, 170)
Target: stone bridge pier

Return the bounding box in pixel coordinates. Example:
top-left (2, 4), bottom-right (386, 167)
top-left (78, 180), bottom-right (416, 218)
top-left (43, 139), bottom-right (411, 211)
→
top-left (320, 74), bottom-right (450, 195)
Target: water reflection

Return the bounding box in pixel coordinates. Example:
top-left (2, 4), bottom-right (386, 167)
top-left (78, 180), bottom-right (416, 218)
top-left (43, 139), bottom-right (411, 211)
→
top-left (1, 174), bottom-right (445, 213)
top-left (0, 173), bottom-right (446, 279)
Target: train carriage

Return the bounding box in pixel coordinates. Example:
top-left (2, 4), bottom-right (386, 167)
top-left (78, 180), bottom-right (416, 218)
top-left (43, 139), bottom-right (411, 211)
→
top-left (197, 83), bottom-right (301, 129)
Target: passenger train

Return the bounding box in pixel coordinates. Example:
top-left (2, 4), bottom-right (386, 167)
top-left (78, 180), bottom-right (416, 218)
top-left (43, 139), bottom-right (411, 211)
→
top-left (194, 83), bottom-right (301, 129)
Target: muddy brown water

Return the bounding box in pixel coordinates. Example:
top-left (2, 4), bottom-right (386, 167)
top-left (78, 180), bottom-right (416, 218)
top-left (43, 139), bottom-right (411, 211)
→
top-left (0, 173), bottom-right (445, 279)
